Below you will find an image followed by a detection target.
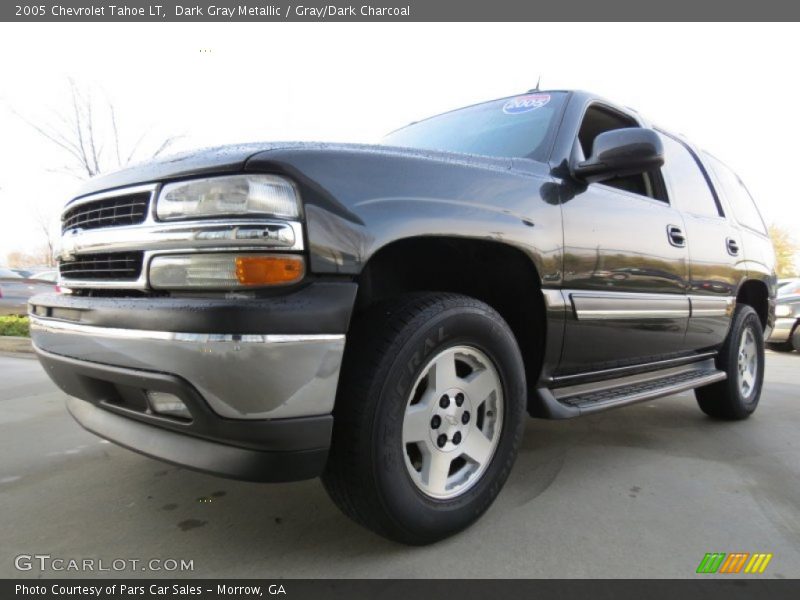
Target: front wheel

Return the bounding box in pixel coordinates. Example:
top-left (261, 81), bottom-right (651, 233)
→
top-left (695, 304), bottom-right (765, 420)
top-left (322, 293), bottom-right (527, 544)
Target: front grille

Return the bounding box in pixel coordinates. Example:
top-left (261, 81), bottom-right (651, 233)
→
top-left (62, 192), bottom-right (150, 233)
top-left (59, 252), bottom-right (144, 281)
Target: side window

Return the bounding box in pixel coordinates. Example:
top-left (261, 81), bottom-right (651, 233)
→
top-left (577, 105), bottom-right (661, 200)
top-left (658, 133), bottom-right (722, 218)
top-left (704, 155), bottom-right (767, 234)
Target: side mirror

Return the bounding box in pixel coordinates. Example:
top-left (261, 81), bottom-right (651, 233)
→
top-left (572, 128), bottom-right (664, 183)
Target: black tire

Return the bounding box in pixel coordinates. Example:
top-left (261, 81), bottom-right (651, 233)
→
top-left (766, 341), bottom-right (794, 353)
top-left (322, 293), bottom-right (527, 544)
top-left (695, 304), bottom-right (765, 420)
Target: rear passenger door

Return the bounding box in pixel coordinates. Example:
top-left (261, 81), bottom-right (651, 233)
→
top-left (657, 132), bottom-right (740, 350)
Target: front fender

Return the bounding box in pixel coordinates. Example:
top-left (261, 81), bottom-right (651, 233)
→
top-left (244, 144), bottom-right (564, 285)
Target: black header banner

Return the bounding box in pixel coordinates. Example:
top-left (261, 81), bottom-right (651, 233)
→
top-left (3, 0), bottom-right (800, 22)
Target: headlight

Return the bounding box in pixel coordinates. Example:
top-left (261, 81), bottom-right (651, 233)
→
top-left (149, 253), bottom-right (305, 289)
top-left (775, 304), bottom-right (793, 318)
top-left (156, 175), bottom-right (301, 221)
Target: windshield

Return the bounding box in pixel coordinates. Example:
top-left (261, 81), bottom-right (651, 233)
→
top-left (383, 92), bottom-right (566, 161)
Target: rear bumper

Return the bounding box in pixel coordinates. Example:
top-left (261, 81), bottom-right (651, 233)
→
top-left (768, 317), bottom-right (797, 343)
top-left (28, 282), bottom-right (356, 482)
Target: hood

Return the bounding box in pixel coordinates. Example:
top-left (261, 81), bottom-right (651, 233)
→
top-left (73, 141), bottom-right (532, 199)
top-left (73, 142), bottom-right (305, 198)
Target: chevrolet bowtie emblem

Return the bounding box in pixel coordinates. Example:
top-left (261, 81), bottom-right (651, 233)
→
top-left (59, 229), bottom-right (81, 262)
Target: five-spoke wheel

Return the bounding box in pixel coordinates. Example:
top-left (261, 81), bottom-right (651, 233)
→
top-left (402, 346), bottom-right (503, 499)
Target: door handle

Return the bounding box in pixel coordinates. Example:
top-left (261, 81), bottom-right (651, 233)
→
top-left (726, 237), bottom-right (740, 256)
top-left (667, 225), bottom-right (686, 248)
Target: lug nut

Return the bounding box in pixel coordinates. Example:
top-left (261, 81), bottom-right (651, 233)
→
top-left (439, 395), bottom-right (450, 409)
top-left (452, 431), bottom-right (462, 445)
top-left (437, 434), bottom-right (447, 448)
top-left (461, 411), bottom-right (470, 424)
top-left (431, 415), bottom-right (441, 429)
top-left (455, 393), bottom-right (465, 407)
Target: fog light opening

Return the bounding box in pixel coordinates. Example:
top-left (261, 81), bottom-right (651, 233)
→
top-left (146, 391), bottom-right (192, 421)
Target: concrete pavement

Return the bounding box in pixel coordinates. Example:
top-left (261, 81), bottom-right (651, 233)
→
top-left (1, 351), bottom-right (798, 578)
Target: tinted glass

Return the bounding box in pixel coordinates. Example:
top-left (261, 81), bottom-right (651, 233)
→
top-left (383, 92), bottom-right (565, 161)
top-left (659, 134), bottom-right (720, 217)
top-left (0, 268), bottom-right (23, 278)
top-left (704, 155), bottom-right (767, 234)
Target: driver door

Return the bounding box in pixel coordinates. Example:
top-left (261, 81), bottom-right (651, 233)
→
top-left (557, 104), bottom-right (690, 374)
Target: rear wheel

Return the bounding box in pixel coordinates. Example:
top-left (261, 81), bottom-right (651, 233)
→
top-left (322, 293), bottom-right (527, 544)
top-left (695, 304), bottom-right (764, 420)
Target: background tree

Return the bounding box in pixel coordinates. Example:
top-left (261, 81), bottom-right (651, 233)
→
top-left (9, 79), bottom-right (182, 268)
top-left (15, 79), bottom-right (181, 178)
top-left (769, 224), bottom-right (799, 278)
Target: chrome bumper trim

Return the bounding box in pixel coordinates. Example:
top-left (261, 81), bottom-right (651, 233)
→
top-left (58, 220), bottom-right (304, 290)
top-left (30, 316), bottom-right (345, 420)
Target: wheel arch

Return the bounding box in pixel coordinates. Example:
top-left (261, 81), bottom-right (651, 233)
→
top-left (352, 236), bottom-right (547, 396)
top-left (736, 278), bottom-right (770, 330)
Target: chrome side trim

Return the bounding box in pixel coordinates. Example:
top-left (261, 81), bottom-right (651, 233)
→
top-left (30, 316), bottom-right (345, 420)
top-left (569, 291), bottom-right (735, 321)
top-left (570, 291), bottom-right (690, 321)
top-left (689, 295), bottom-right (735, 318)
top-left (541, 288), bottom-right (568, 310)
top-left (578, 308), bottom-right (689, 319)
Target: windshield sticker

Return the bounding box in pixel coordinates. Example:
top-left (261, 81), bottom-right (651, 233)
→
top-left (503, 94), bottom-right (551, 114)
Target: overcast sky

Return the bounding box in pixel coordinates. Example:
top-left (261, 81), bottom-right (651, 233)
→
top-left (0, 22), bottom-right (798, 265)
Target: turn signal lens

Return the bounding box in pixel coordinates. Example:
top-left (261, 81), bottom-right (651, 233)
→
top-left (149, 254), bottom-right (305, 289)
top-left (235, 256), bottom-right (304, 286)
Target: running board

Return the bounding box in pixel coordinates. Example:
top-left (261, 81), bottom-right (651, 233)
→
top-left (530, 358), bottom-right (726, 419)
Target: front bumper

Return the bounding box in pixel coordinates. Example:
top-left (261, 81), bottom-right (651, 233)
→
top-left (767, 317), bottom-right (797, 343)
top-left (29, 282), bottom-right (356, 482)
